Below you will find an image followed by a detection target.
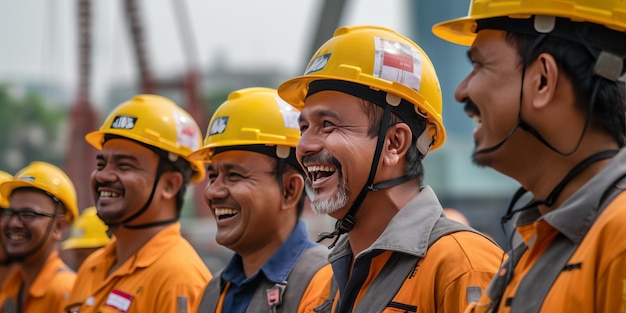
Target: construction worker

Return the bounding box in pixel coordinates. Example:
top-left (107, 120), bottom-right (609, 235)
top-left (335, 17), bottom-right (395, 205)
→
top-left (65, 95), bottom-right (212, 313)
top-left (278, 25), bottom-right (504, 312)
top-left (189, 87), bottom-right (333, 313)
top-left (433, 1), bottom-right (626, 312)
top-left (61, 206), bottom-right (110, 271)
top-left (0, 170), bottom-right (13, 291)
top-left (0, 161), bottom-right (79, 312)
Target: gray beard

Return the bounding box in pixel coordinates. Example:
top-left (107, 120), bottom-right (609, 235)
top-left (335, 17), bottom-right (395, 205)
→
top-left (306, 178), bottom-right (350, 215)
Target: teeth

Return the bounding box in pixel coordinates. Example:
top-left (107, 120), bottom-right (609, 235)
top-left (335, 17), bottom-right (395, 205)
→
top-left (214, 208), bottom-right (237, 217)
top-left (306, 165), bottom-right (334, 173)
top-left (8, 234), bottom-right (26, 240)
top-left (472, 115), bottom-right (482, 124)
top-left (100, 191), bottom-right (121, 198)
top-left (306, 165), bottom-right (335, 181)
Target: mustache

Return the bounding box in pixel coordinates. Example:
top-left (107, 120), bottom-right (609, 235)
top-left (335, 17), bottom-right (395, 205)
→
top-left (301, 153), bottom-right (341, 169)
top-left (208, 199), bottom-right (238, 209)
top-left (463, 100), bottom-right (480, 116)
top-left (95, 182), bottom-right (123, 191)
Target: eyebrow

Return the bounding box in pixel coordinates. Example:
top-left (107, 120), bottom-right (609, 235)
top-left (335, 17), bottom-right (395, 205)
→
top-left (298, 108), bottom-right (342, 123)
top-left (466, 46), bottom-right (483, 62)
top-left (207, 162), bottom-right (247, 173)
top-left (96, 153), bottom-right (140, 164)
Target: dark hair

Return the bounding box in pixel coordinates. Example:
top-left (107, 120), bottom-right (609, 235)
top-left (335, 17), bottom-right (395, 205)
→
top-left (357, 99), bottom-right (425, 184)
top-left (506, 32), bottom-right (626, 147)
top-left (158, 157), bottom-right (193, 212)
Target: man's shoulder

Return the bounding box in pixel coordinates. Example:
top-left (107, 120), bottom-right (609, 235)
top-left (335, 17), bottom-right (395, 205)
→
top-left (424, 230), bottom-right (503, 270)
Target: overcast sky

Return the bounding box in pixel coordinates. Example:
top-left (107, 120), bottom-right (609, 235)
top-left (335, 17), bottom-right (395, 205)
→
top-left (0, 0), bottom-right (409, 104)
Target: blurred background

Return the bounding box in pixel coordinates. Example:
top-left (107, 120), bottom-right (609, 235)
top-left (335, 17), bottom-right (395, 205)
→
top-left (0, 0), bottom-right (519, 272)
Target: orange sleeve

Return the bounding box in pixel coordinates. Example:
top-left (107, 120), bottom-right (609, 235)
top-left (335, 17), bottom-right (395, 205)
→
top-left (296, 264), bottom-right (334, 313)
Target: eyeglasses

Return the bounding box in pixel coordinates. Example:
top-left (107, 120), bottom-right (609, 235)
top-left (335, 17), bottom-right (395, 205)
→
top-left (0, 208), bottom-right (56, 223)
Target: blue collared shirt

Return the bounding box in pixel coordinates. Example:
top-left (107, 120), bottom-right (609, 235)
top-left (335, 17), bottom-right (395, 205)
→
top-left (220, 220), bottom-right (316, 313)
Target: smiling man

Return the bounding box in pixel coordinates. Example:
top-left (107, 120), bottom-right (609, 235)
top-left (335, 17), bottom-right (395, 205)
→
top-left (65, 94), bottom-right (211, 313)
top-left (278, 25), bottom-right (504, 313)
top-left (433, 0), bottom-right (626, 312)
top-left (0, 170), bottom-right (14, 289)
top-left (190, 87), bottom-right (333, 313)
top-left (0, 162), bottom-right (78, 312)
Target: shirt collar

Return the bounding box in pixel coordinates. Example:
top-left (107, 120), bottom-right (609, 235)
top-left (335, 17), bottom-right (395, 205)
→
top-left (518, 148), bottom-right (626, 243)
top-left (329, 186), bottom-right (444, 262)
top-left (222, 220), bottom-right (315, 284)
top-left (30, 251), bottom-right (72, 297)
top-left (88, 222), bottom-right (181, 276)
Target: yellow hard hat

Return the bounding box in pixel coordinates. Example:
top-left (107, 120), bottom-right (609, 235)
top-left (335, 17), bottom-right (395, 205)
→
top-left (278, 25), bottom-right (445, 153)
top-left (0, 162), bottom-right (79, 223)
top-left (85, 94), bottom-right (206, 183)
top-left (433, 0), bottom-right (626, 46)
top-left (62, 207), bottom-right (110, 250)
top-left (0, 171), bottom-right (13, 208)
top-left (188, 87), bottom-right (301, 164)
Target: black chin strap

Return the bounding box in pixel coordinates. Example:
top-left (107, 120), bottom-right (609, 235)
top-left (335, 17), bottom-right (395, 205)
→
top-left (476, 34), bottom-right (600, 158)
top-left (317, 104), bottom-right (418, 248)
top-left (107, 161), bottom-right (178, 231)
top-left (501, 149), bottom-right (618, 225)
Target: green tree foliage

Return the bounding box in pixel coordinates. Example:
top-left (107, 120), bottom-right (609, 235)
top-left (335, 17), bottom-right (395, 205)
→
top-left (0, 85), bottom-right (67, 174)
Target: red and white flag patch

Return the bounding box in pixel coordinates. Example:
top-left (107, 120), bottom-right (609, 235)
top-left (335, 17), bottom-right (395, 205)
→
top-left (105, 289), bottom-right (133, 312)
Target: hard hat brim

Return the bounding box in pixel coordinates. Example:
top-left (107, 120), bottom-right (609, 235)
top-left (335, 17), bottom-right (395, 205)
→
top-left (0, 180), bottom-right (78, 223)
top-left (62, 238), bottom-right (110, 250)
top-left (278, 75), bottom-right (446, 152)
top-left (432, 17), bottom-right (479, 46)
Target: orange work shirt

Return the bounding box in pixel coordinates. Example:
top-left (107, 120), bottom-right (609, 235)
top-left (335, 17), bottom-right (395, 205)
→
top-left (0, 251), bottom-right (75, 312)
top-left (330, 187), bottom-right (504, 313)
top-left (465, 150), bottom-right (626, 312)
top-left (65, 223), bottom-right (211, 313)
top-left (468, 191), bottom-right (626, 313)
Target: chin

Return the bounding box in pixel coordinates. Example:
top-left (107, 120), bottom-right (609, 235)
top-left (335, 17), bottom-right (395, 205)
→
top-left (471, 144), bottom-right (497, 168)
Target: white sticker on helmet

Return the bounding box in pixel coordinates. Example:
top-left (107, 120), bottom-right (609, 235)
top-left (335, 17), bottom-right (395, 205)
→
top-left (373, 37), bottom-right (422, 92)
top-left (174, 110), bottom-right (200, 151)
top-left (209, 116), bottom-right (229, 136)
top-left (305, 53), bottom-right (331, 75)
top-left (276, 96), bottom-right (300, 130)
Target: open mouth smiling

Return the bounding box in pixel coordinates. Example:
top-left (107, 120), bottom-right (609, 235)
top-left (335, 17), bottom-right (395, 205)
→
top-left (214, 208), bottom-right (238, 220)
top-left (464, 100), bottom-right (482, 126)
top-left (99, 190), bottom-right (122, 198)
top-left (306, 165), bottom-right (336, 182)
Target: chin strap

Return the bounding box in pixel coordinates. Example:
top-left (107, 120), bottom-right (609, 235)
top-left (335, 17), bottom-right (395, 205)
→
top-left (316, 104), bottom-right (393, 248)
top-left (317, 175), bottom-right (417, 248)
top-left (317, 102), bottom-right (422, 248)
top-left (501, 149), bottom-right (618, 224)
top-left (107, 161), bottom-right (178, 230)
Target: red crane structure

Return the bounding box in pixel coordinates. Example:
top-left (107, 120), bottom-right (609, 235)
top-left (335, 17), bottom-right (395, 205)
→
top-left (63, 0), bottom-right (99, 211)
top-left (64, 0), bottom-right (347, 216)
top-left (64, 0), bottom-right (208, 216)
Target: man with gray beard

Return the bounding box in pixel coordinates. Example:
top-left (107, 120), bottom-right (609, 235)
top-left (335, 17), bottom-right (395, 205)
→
top-left (278, 25), bottom-right (505, 312)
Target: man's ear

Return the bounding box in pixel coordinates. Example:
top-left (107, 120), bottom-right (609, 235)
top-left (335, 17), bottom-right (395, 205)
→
top-left (532, 53), bottom-right (559, 109)
top-left (281, 171), bottom-right (305, 211)
top-left (160, 171), bottom-right (184, 200)
top-left (383, 123), bottom-right (412, 166)
top-left (52, 214), bottom-right (69, 241)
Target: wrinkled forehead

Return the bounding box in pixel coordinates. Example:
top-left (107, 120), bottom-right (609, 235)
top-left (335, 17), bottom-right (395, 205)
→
top-left (100, 138), bottom-right (159, 161)
top-left (9, 188), bottom-right (57, 211)
top-left (300, 91), bottom-right (365, 121)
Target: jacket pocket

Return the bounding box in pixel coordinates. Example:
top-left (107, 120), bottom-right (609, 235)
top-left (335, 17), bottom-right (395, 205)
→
top-left (383, 301), bottom-right (417, 313)
top-left (313, 298), bottom-right (334, 313)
